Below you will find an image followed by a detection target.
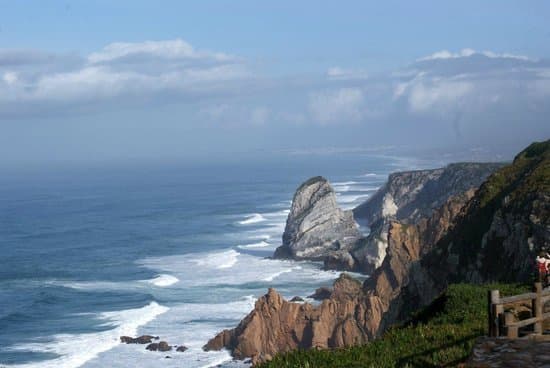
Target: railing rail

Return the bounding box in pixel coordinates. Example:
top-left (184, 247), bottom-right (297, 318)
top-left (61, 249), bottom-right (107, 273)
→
top-left (488, 282), bottom-right (549, 339)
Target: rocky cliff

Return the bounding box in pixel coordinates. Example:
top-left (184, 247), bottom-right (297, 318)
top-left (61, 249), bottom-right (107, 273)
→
top-left (205, 140), bottom-right (549, 365)
top-left (274, 176), bottom-right (361, 260)
top-left (205, 190), bottom-right (474, 364)
top-left (204, 273), bottom-right (368, 365)
top-left (326, 162), bottom-right (503, 273)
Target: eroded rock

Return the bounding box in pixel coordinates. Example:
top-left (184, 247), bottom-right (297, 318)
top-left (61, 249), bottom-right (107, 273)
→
top-left (274, 176), bottom-right (361, 260)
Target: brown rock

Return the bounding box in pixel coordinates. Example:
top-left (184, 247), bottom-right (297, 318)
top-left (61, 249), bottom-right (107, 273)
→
top-left (176, 345), bottom-right (188, 352)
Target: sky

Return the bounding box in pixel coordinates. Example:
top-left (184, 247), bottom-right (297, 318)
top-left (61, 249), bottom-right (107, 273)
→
top-left (1, 1), bottom-right (549, 167)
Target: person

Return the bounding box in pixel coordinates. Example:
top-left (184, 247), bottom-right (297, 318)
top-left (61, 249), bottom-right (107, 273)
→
top-left (536, 251), bottom-right (550, 286)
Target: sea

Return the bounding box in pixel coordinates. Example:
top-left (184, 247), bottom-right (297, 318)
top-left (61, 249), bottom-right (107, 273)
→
top-left (0, 151), bottom-right (479, 368)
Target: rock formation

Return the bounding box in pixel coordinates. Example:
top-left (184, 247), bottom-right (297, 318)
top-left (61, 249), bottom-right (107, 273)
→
top-left (205, 190), bottom-right (474, 364)
top-left (325, 162), bottom-right (503, 273)
top-left (146, 341), bottom-right (171, 352)
top-left (204, 274), bottom-right (367, 365)
top-left (120, 335), bottom-right (157, 344)
top-left (353, 162), bottom-right (504, 225)
top-left (205, 140), bottom-right (549, 365)
top-left (274, 176), bottom-right (361, 260)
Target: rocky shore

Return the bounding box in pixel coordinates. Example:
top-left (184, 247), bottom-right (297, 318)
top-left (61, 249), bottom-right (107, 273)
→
top-left (205, 140), bottom-right (549, 365)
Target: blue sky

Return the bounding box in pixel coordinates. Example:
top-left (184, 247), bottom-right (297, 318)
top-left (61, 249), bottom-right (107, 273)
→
top-left (1, 1), bottom-right (549, 166)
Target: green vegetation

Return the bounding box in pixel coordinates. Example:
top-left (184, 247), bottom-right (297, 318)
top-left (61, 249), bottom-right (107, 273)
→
top-left (259, 283), bottom-right (529, 368)
top-left (451, 139), bottom-right (549, 280)
top-left (478, 139), bottom-right (549, 209)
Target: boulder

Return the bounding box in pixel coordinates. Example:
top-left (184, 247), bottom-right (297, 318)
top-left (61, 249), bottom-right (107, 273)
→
top-left (290, 296), bottom-right (304, 302)
top-left (176, 345), bottom-right (188, 352)
top-left (146, 341), bottom-right (172, 352)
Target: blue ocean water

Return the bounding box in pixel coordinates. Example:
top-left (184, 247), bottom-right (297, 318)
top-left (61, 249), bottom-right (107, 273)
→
top-left (0, 154), bottom-right (435, 368)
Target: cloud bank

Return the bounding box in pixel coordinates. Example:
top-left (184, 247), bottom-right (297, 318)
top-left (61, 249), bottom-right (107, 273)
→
top-left (0, 41), bottom-right (549, 151)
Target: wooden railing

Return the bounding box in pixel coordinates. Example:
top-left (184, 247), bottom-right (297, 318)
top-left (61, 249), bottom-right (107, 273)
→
top-left (488, 282), bottom-right (550, 338)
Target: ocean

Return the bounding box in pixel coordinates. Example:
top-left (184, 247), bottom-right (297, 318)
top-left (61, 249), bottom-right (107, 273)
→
top-left (0, 153), bottom-right (440, 368)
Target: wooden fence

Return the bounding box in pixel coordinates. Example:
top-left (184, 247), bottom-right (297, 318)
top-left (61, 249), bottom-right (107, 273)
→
top-left (488, 282), bottom-right (550, 338)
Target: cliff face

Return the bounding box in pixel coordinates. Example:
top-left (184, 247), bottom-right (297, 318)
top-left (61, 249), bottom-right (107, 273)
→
top-left (332, 162), bottom-right (504, 273)
top-left (353, 162), bottom-right (503, 225)
top-left (205, 141), bottom-right (549, 365)
top-left (274, 176), bottom-right (361, 260)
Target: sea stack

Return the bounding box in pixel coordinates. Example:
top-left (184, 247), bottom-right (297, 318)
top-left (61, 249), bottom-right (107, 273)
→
top-left (274, 176), bottom-right (361, 260)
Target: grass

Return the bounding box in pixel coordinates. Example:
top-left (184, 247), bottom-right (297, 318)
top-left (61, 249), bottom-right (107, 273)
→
top-left (258, 283), bottom-right (529, 368)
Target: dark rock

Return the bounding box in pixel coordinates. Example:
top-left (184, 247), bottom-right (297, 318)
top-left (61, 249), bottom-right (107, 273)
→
top-left (120, 335), bottom-right (155, 344)
top-left (308, 287), bottom-right (332, 300)
top-left (146, 341), bottom-right (172, 352)
top-left (290, 296), bottom-right (304, 302)
top-left (120, 336), bottom-right (134, 344)
top-left (158, 341), bottom-right (171, 352)
top-left (165, 356), bottom-right (171, 359)
top-left (176, 345), bottom-right (188, 352)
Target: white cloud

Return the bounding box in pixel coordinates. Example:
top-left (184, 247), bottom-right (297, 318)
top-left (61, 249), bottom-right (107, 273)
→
top-left (418, 48), bottom-right (533, 62)
top-left (308, 88), bottom-right (365, 124)
top-left (408, 79), bottom-right (473, 112)
top-left (88, 39), bottom-right (234, 64)
top-left (0, 39), bottom-right (249, 115)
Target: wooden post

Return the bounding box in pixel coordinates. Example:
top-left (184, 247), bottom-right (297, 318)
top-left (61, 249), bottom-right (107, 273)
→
top-left (488, 290), bottom-right (500, 336)
top-left (504, 312), bottom-right (518, 339)
top-left (534, 282), bottom-right (543, 334)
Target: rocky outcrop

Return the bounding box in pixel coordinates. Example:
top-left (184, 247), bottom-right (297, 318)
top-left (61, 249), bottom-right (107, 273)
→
top-left (204, 274), bottom-right (367, 365)
top-left (274, 176), bottom-right (361, 260)
top-left (206, 141), bottom-right (549, 365)
top-left (120, 335), bottom-right (157, 344)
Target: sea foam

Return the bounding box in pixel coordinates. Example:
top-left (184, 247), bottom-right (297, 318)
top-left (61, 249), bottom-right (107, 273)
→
top-left (146, 274), bottom-right (179, 287)
top-left (238, 213), bottom-right (266, 225)
top-left (6, 302), bottom-right (168, 368)
top-left (237, 240), bottom-right (270, 249)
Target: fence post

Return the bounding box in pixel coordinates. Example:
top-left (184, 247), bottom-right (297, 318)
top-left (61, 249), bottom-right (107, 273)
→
top-left (533, 282), bottom-right (543, 335)
top-left (504, 312), bottom-right (518, 339)
top-left (488, 289), bottom-right (500, 336)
